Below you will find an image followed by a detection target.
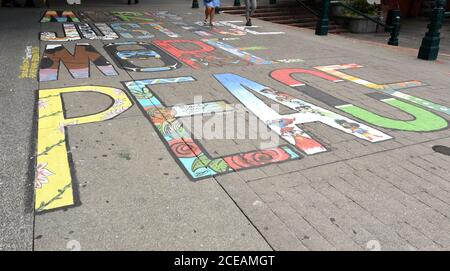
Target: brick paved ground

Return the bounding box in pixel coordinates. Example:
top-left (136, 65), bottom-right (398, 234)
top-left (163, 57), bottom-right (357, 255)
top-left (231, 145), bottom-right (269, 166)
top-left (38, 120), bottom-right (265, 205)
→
top-left (1, 0), bottom-right (449, 250)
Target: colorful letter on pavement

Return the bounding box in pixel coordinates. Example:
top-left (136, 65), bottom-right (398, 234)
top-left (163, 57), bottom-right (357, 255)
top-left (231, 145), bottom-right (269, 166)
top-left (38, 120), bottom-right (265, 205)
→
top-left (214, 73), bottom-right (392, 155)
top-left (78, 23), bottom-right (119, 40)
top-left (315, 64), bottom-right (450, 116)
top-left (111, 11), bottom-right (155, 22)
top-left (40, 23), bottom-right (81, 42)
top-left (153, 39), bottom-right (270, 69)
top-left (40, 10), bottom-right (80, 23)
top-left (105, 42), bottom-right (182, 72)
top-left (110, 23), bottom-right (154, 39)
top-left (39, 43), bottom-right (118, 82)
top-left (124, 77), bottom-right (300, 180)
top-left (36, 86), bottom-right (132, 212)
top-left (271, 68), bottom-right (448, 132)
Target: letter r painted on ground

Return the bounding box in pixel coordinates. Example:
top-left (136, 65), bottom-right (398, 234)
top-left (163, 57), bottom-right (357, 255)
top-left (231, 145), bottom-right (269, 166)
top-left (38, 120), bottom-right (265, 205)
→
top-left (35, 86), bottom-right (132, 212)
top-left (214, 73), bottom-right (392, 155)
top-left (152, 39), bottom-right (271, 69)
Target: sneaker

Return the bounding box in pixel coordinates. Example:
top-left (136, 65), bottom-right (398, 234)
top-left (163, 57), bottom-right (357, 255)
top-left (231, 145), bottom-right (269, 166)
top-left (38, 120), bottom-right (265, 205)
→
top-left (245, 19), bottom-right (252, 26)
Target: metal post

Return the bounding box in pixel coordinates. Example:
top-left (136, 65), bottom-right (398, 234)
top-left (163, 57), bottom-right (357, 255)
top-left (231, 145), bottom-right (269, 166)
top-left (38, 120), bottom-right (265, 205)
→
top-left (192, 0), bottom-right (199, 9)
top-left (315, 0), bottom-right (330, 36)
top-left (270, 0), bottom-right (277, 4)
top-left (387, 15), bottom-right (400, 46)
top-left (234, 0), bottom-right (241, 7)
top-left (418, 0), bottom-right (447, 60)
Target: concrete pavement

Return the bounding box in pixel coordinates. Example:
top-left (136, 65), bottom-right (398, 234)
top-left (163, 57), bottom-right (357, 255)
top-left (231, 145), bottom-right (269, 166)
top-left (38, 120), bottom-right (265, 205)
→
top-left (1, 0), bottom-right (450, 250)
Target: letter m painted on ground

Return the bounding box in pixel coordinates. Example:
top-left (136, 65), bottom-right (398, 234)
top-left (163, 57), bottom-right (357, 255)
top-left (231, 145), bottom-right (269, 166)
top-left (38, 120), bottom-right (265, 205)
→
top-left (39, 43), bottom-right (118, 82)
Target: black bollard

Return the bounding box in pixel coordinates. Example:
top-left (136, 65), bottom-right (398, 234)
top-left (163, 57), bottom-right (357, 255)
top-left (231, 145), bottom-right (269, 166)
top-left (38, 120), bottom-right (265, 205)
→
top-left (418, 0), bottom-right (447, 60)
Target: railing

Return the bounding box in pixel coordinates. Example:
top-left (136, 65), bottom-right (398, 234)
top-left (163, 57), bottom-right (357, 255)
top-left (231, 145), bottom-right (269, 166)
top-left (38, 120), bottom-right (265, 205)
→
top-left (315, 0), bottom-right (400, 46)
top-left (294, 0), bottom-right (319, 17)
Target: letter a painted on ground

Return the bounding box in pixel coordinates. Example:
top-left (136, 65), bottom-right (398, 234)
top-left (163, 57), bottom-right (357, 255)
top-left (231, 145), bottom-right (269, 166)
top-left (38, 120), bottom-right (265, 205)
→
top-left (214, 73), bottom-right (392, 155)
top-left (35, 86), bottom-right (132, 212)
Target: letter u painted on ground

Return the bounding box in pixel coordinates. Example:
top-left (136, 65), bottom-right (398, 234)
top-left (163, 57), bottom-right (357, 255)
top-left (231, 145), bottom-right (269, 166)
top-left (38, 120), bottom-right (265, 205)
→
top-left (271, 67), bottom-right (448, 132)
top-left (214, 73), bottom-right (391, 155)
top-left (35, 86), bottom-right (132, 212)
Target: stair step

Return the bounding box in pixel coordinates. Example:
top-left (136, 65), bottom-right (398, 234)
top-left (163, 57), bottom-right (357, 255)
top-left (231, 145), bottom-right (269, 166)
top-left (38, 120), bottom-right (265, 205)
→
top-left (221, 2), bottom-right (350, 33)
top-left (220, 4), bottom-right (299, 11)
top-left (257, 14), bottom-right (316, 19)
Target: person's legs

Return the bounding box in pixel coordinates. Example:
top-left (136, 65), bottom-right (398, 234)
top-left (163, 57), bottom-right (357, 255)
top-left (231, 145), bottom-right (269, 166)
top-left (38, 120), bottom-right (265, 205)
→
top-left (209, 7), bottom-right (215, 25)
top-left (245, 0), bottom-right (257, 26)
top-left (204, 6), bottom-right (210, 23)
top-left (245, 0), bottom-right (251, 21)
top-left (250, 0), bottom-right (257, 16)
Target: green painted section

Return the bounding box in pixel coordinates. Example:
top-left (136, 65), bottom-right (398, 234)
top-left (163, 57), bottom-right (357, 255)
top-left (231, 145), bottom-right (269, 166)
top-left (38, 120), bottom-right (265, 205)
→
top-left (338, 99), bottom-right (448, 132)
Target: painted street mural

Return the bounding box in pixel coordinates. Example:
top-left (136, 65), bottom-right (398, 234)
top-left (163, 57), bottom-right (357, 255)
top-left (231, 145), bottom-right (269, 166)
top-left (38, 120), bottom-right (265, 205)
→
top-left (39, 43), bottom-right (118, 82)
top-left (33, 10), bottom-right (450, 212)
top-left (41, 10), bottom-right (80, 23)
top-left (40, 23), bottom-right (81, 42)
top-left (270, 68), bottom-right (448, 132)
top-left (105, 42), bottom-right (182, 72)
top-left (36, 86), bottom-right (132, 212)
top-left (153, 39), bottom-right (271, 69)
top-left (124, 77), bottom-right (300, 180)
top-left (19, 46), bottom-right (39, 79)
top-left (214, 73), bottom-right (391, 155)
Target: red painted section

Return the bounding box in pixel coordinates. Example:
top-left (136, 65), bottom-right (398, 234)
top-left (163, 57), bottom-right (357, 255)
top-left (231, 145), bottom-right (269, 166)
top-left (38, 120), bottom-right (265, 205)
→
top-left (270, 68), bottom-right (341, 87)
top-left (153, 39), bottom-right (215, 69)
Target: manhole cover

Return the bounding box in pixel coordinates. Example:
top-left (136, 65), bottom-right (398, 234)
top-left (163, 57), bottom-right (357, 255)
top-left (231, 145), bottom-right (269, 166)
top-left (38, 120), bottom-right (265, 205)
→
top-left (432, 145), bottom-right (450, 156)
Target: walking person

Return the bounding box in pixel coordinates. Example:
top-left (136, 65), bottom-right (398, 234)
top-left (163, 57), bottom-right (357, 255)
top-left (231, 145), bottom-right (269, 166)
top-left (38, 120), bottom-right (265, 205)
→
top-left (215, 0), bottom-right (221, 14)
top-left (203, 0), bottom-right (219, 26)
top-left (245, 0), bottom-right (257, 26)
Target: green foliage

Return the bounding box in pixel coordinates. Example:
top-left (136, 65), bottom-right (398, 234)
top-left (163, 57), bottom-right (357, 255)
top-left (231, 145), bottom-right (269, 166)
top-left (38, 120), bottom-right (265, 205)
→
top-left (342, 0), bottom-right (379, 17)
top-left (191, 153), bottom-right (211, 172)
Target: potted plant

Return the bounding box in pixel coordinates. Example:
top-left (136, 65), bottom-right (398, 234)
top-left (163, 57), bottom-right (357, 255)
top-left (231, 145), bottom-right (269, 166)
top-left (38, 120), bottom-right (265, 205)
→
top-left (333, 0), bottom-right (381, 33)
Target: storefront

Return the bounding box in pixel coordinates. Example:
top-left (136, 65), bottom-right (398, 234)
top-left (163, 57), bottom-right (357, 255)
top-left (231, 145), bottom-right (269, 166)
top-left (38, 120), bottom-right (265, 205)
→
top-left (381, 0), bottom-right (449, 17)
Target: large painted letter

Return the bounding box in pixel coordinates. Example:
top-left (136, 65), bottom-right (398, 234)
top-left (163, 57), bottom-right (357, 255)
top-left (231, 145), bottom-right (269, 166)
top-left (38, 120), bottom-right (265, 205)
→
top-left (40, 23), bottom-right (81, 42)
top-left (315, 64), bottom-right (450, 116)
top-left (105, 42), bottom-right (181, 72)
top-left (124, 77), bottom-right (300, 180)
top-left (111, 11), bottom-right (155, 22)
top-left (214, 73), bottom-right (391, 155)
top-left (40, 10), bottom-right (80, 23)
top-left (153, 39), bottom-right (270, 69)
top-left (78, 23), bottom-right (119, 40)
top-left (39, 43), bottom-right (118, 82)
top-left (36, 86), bottom-right (132, 212)
top-left (271, 68), bottom-right (448, 132)
top-left (110, 23), bottom-right (154, 39)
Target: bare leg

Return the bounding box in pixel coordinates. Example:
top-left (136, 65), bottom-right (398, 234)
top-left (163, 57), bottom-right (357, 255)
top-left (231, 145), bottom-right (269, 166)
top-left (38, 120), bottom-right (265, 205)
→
top-left (204, 7), bottom-right (211, 23)
top-left (209, 8), bottom-right (215, 25)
